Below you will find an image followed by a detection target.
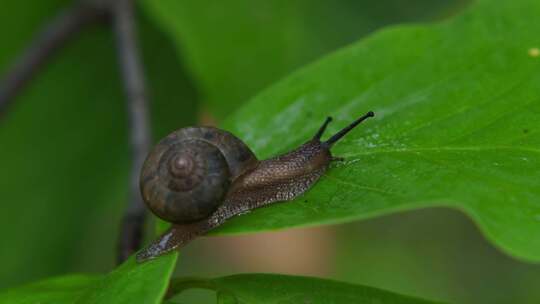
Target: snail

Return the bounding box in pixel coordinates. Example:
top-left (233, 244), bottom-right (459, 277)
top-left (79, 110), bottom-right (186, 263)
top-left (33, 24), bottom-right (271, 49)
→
top-left (136, 111), bottom-right (375, 262)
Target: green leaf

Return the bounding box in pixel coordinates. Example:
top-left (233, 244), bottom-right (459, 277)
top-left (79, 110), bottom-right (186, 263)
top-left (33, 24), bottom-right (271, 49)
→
top-left (140, 0), bottom-right (469, 118)
top-left (210, 0), bottom-right (540, 262)
top-left (169, 274), bottom-right (445, 304)
top-left (76, 255), bottom-right (177, 304)
top-left (0, 256), bottom-right (177, 304)
top-left (0, 275), bottom-right (99, 304)
top-left (0, 1), bottom-right (195, 288)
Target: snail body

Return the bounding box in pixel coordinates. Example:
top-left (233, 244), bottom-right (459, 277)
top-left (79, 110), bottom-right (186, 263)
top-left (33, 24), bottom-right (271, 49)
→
top-left (136, 111), bottom-right (374, 262)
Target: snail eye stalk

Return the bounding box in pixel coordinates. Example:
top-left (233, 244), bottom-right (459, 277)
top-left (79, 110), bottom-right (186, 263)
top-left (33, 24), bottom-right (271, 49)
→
top-left (323, 111), bottom-right (374, 147)
top-left (313, 116), bottom-right (333, 140)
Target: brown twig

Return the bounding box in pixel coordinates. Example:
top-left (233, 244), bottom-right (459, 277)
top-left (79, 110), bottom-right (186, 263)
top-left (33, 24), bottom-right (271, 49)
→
top-left (0, 0), bottom-right (151, 263)
top-left (0, 3), bottom-right (103, 116)
top-left (112, 0), bottom-right (152, 263)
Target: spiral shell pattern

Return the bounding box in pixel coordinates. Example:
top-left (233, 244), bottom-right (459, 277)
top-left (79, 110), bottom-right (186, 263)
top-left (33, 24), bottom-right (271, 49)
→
top-left (140, 127), bottom-right (257, 223)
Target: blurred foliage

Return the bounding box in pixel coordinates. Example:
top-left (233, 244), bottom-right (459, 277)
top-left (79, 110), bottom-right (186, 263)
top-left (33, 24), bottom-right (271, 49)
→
top-left (76, 255), bottom-right (177, 304)
top-left (172, 210), bottom-right (540, 304)
top-left (2, 0), bottom-right (540, 304)
top-left (168, 274), bottom-right (445, 304)
top-left (334, 209), bottom-right (540, 304)
top-left (140, 0), bottom-right (469, 119)
top-left (0, 275), bottom-right (100, 304)
top-left (0, 255), bottom-right (177, 304)
top-left (0, 0), bottom-right (197, 289)
top-left (0, 0), bottom-right (470, 291)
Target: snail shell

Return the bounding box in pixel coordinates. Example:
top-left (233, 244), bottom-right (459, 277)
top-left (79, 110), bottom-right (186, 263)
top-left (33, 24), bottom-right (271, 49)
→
top-left (140, 127), bottom-right (258, 223)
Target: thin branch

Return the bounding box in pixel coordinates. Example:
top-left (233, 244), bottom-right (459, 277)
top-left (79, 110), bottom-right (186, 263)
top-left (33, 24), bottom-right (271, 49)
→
top-left (112, 0), bottom-right (152, 263)
top-left (0, 3), bottom-right (103, 116)
top-left (0, 0), bottom-right (150, 262)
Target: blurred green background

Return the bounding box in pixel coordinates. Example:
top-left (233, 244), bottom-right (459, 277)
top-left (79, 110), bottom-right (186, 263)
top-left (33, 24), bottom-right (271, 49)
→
top-left (2, 0), bottom-right (540, 303)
